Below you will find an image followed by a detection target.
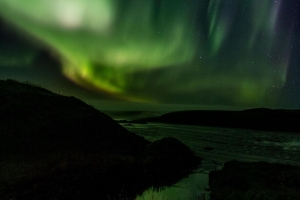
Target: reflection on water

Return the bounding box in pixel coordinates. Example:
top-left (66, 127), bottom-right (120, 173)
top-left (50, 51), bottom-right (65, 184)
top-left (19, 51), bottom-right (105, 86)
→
top-left (136, 172), bottom-right (210, 200)
top-left (121, 123), bottom-right (300, 200)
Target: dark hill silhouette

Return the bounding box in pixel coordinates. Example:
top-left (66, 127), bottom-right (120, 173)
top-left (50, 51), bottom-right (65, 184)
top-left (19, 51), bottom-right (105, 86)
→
top-left (0, 79), bottom-right (200, 199)
top-left (132, 109), bottom-right (300, 133)
top-left (0, 79), bottom-right (148, 157)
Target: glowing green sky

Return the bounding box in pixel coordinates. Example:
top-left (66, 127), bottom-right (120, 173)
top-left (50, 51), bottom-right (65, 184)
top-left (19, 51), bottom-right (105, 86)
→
top-left (0, 0), bottom-right (299, 108)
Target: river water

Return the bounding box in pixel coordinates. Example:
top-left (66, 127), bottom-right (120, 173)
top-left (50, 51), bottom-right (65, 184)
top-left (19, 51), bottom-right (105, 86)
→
top-left (120, 122), bottom-right (300, 200)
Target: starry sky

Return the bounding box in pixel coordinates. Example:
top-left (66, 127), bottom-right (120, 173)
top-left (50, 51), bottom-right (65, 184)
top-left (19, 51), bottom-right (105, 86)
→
top-left (0, 0), bottom-right (300, 110)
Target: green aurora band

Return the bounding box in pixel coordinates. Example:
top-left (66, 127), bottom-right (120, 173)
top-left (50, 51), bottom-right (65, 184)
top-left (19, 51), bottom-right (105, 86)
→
top-left (0, 0), bottom-right (296, 106)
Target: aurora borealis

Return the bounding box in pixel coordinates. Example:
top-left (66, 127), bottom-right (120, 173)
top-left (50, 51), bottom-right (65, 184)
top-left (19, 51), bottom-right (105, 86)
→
top-left (0, 0), bottom-right (300, 109)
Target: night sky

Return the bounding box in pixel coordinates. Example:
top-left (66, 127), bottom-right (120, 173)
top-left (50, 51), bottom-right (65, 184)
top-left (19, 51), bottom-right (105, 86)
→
top-left (0, 0), bottom-right (300, 110)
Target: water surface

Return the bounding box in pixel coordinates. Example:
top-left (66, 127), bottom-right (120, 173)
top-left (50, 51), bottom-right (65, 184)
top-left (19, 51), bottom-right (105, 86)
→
top-left (122, 123), bottom-right (300, 199)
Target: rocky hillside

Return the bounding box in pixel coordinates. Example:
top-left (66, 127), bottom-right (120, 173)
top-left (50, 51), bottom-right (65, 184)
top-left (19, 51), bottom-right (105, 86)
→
top-left (0, 79), bottom-right (148, 158)
top-left (0, 79), bottom-right (200, 199)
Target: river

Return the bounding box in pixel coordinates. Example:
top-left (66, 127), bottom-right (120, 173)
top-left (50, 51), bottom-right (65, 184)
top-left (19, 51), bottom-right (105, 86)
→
top-left (120, 122), bottom-right (300, 200)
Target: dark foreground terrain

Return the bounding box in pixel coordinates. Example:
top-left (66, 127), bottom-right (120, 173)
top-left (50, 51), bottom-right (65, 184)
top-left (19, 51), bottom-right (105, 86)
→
top-left (210, 160), bottom-right (300, 200)
top-left (0, 79), bottom-right (200, 199)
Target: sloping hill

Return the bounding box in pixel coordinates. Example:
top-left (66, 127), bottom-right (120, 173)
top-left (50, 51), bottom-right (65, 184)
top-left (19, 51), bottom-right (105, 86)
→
top-left (0, 79), bottom-right (200, 199)
top-left (0, 79), bottom-right (148, 158)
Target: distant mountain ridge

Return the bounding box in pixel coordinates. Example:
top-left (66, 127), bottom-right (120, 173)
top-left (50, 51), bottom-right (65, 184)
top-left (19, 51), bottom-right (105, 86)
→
top-left (132, 108), bottom-right (300, 133)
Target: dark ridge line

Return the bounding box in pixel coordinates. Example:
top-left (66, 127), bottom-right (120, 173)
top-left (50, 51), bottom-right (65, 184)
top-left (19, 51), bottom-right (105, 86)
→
top-left (130, 108), bottom-right (300, 133)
